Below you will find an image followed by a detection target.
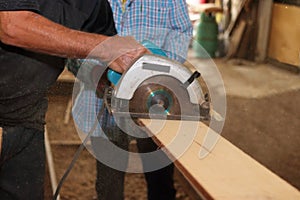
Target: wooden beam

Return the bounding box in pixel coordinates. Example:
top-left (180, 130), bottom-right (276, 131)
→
top-left (255, 0), bottom-right (273, 62)
top-left (63, 98), bottom-right (73, 125)
top-left (45, 126), bottom-right (61, 200)
top-left (225, 19), bottom-right (247, 59)
top-left (224, 0), bottom-right (248, 38)
top-left (139, 119), bottom-right (300, 200)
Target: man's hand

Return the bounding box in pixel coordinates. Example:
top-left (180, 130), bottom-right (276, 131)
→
top-left (109, 47), bottom-right (149, 73)
top-left (92, 36), bottom-right (150, 73)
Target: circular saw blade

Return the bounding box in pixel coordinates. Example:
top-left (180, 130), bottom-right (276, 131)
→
top-left (129, 75), bottom-right (192, 117)
top-left (146, 87), bottom-right (173, 115)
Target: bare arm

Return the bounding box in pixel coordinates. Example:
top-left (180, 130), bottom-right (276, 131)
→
top-left (0, 11), bottom-right (147, 72)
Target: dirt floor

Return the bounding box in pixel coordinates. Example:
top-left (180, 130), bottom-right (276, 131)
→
top-left (222, 90), bottom-right (300, 190)
top-left (44, 59), bottom-right (300, 199)
top-left (44, 91), bottom-right (195, 200)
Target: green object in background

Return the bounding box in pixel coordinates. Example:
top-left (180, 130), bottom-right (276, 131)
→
top-left (193, 12), bottom-right (219, 58)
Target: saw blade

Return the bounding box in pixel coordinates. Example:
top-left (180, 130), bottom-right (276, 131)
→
top-left (129, 75), bottom-right (197, 118)
top-left (130, 83), bottom-right (179, 116)
top-left (146, 88), bottom-right (173, 115)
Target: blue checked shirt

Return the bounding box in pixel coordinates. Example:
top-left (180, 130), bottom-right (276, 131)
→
top-left (72, 0), bottom-right (193, 138)
top-left (109, 0), bottom-right (193, 62)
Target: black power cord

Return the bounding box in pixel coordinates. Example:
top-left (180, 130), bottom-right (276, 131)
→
top-left (52, 100), bottom-right (105, 200)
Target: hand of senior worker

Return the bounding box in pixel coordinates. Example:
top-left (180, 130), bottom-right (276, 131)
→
top-left (95, 35), bottom-right (150, 73)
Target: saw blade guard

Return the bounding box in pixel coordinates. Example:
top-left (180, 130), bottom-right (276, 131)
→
top-left (113, 54), bottom-right (204, 104)
top-left (109, 54), bottom-right (208, 137)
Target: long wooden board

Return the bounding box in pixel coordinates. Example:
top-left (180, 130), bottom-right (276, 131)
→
top-left (139, 119), bottom-right (300, 200)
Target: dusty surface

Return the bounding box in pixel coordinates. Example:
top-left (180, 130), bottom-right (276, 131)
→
top-left (213, 58), bottom-right (300, 190)
top-left (44, 58), bottom-right (300, 199)
top-left (44, 93), bottom-right (194, 200)
top-left (222, 90), bottom-right (300, 189)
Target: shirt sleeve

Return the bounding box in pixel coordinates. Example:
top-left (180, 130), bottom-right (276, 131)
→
top-left (0, 0), bottom-right (39, 11)
top-left (164, 0), bottom-right (193, 63)
top-left (81, 0), bottom-right (117, 36)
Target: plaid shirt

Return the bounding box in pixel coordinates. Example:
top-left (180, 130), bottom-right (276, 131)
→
top-left (72, 0), bottom-right (192, 138)
top-left (109, 0), bottom-right (193, 62)
top-left (73, 87), bottom-right (121, 139)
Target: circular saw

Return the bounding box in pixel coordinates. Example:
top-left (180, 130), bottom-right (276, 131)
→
top-left (105, 54), bottom-right (210, 121)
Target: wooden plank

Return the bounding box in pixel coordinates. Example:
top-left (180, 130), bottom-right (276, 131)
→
top-left (255, 0), bottom-right (273, 62)
top-left (63, 98), bottom-right (73, 125)
top-left (236, 1), bottom-right (259, 60)
top-left (174, 168), bottom-right (202, 200)
top-left (268, 3), bottom-right (300, 67)
top-left (45, 126), bottom-right (61, 200)
top-left (224, 0), bottom-right (248, 38)
top-left (225, 20), bottom-right (247, 59)
top-left (139, 119), bottom-right (300, 200)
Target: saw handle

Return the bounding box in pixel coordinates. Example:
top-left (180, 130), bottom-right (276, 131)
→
top-left (107, 69), bottom-right (122, 86)
top-left (140, 40), bottom-right (167, 58)
top-left (107, 40), bottom-right (167, 85)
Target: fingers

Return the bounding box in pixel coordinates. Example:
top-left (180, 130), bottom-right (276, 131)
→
top-left (93, 35), bottom-right (149, 73)
top-left (108, 61), bottom-right (123, 73)
top-left (113, 47), bottom-right (149, 72)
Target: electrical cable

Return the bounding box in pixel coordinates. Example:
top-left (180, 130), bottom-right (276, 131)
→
top-left (52, 99), bottom-right (106, 200)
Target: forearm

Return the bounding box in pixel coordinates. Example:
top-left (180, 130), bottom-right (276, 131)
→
top-left (0, 11), bottom-right (108, 58)
top-left (0, 10), bottom-right (149, 73)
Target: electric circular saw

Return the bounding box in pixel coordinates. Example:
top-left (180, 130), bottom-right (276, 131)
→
top-left (104, 54), bottom-right (210, 121)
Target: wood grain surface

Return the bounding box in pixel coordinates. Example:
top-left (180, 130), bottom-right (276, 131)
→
top-left (140, 119), bottom-right (300, 200)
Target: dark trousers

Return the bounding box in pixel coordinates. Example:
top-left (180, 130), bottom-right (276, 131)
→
top-left (136, 137), bottom-right (176, 200)
top-left (91, 136), bottom-right (176, 200)
top-left (0, 127), bottom-right (45, 200)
